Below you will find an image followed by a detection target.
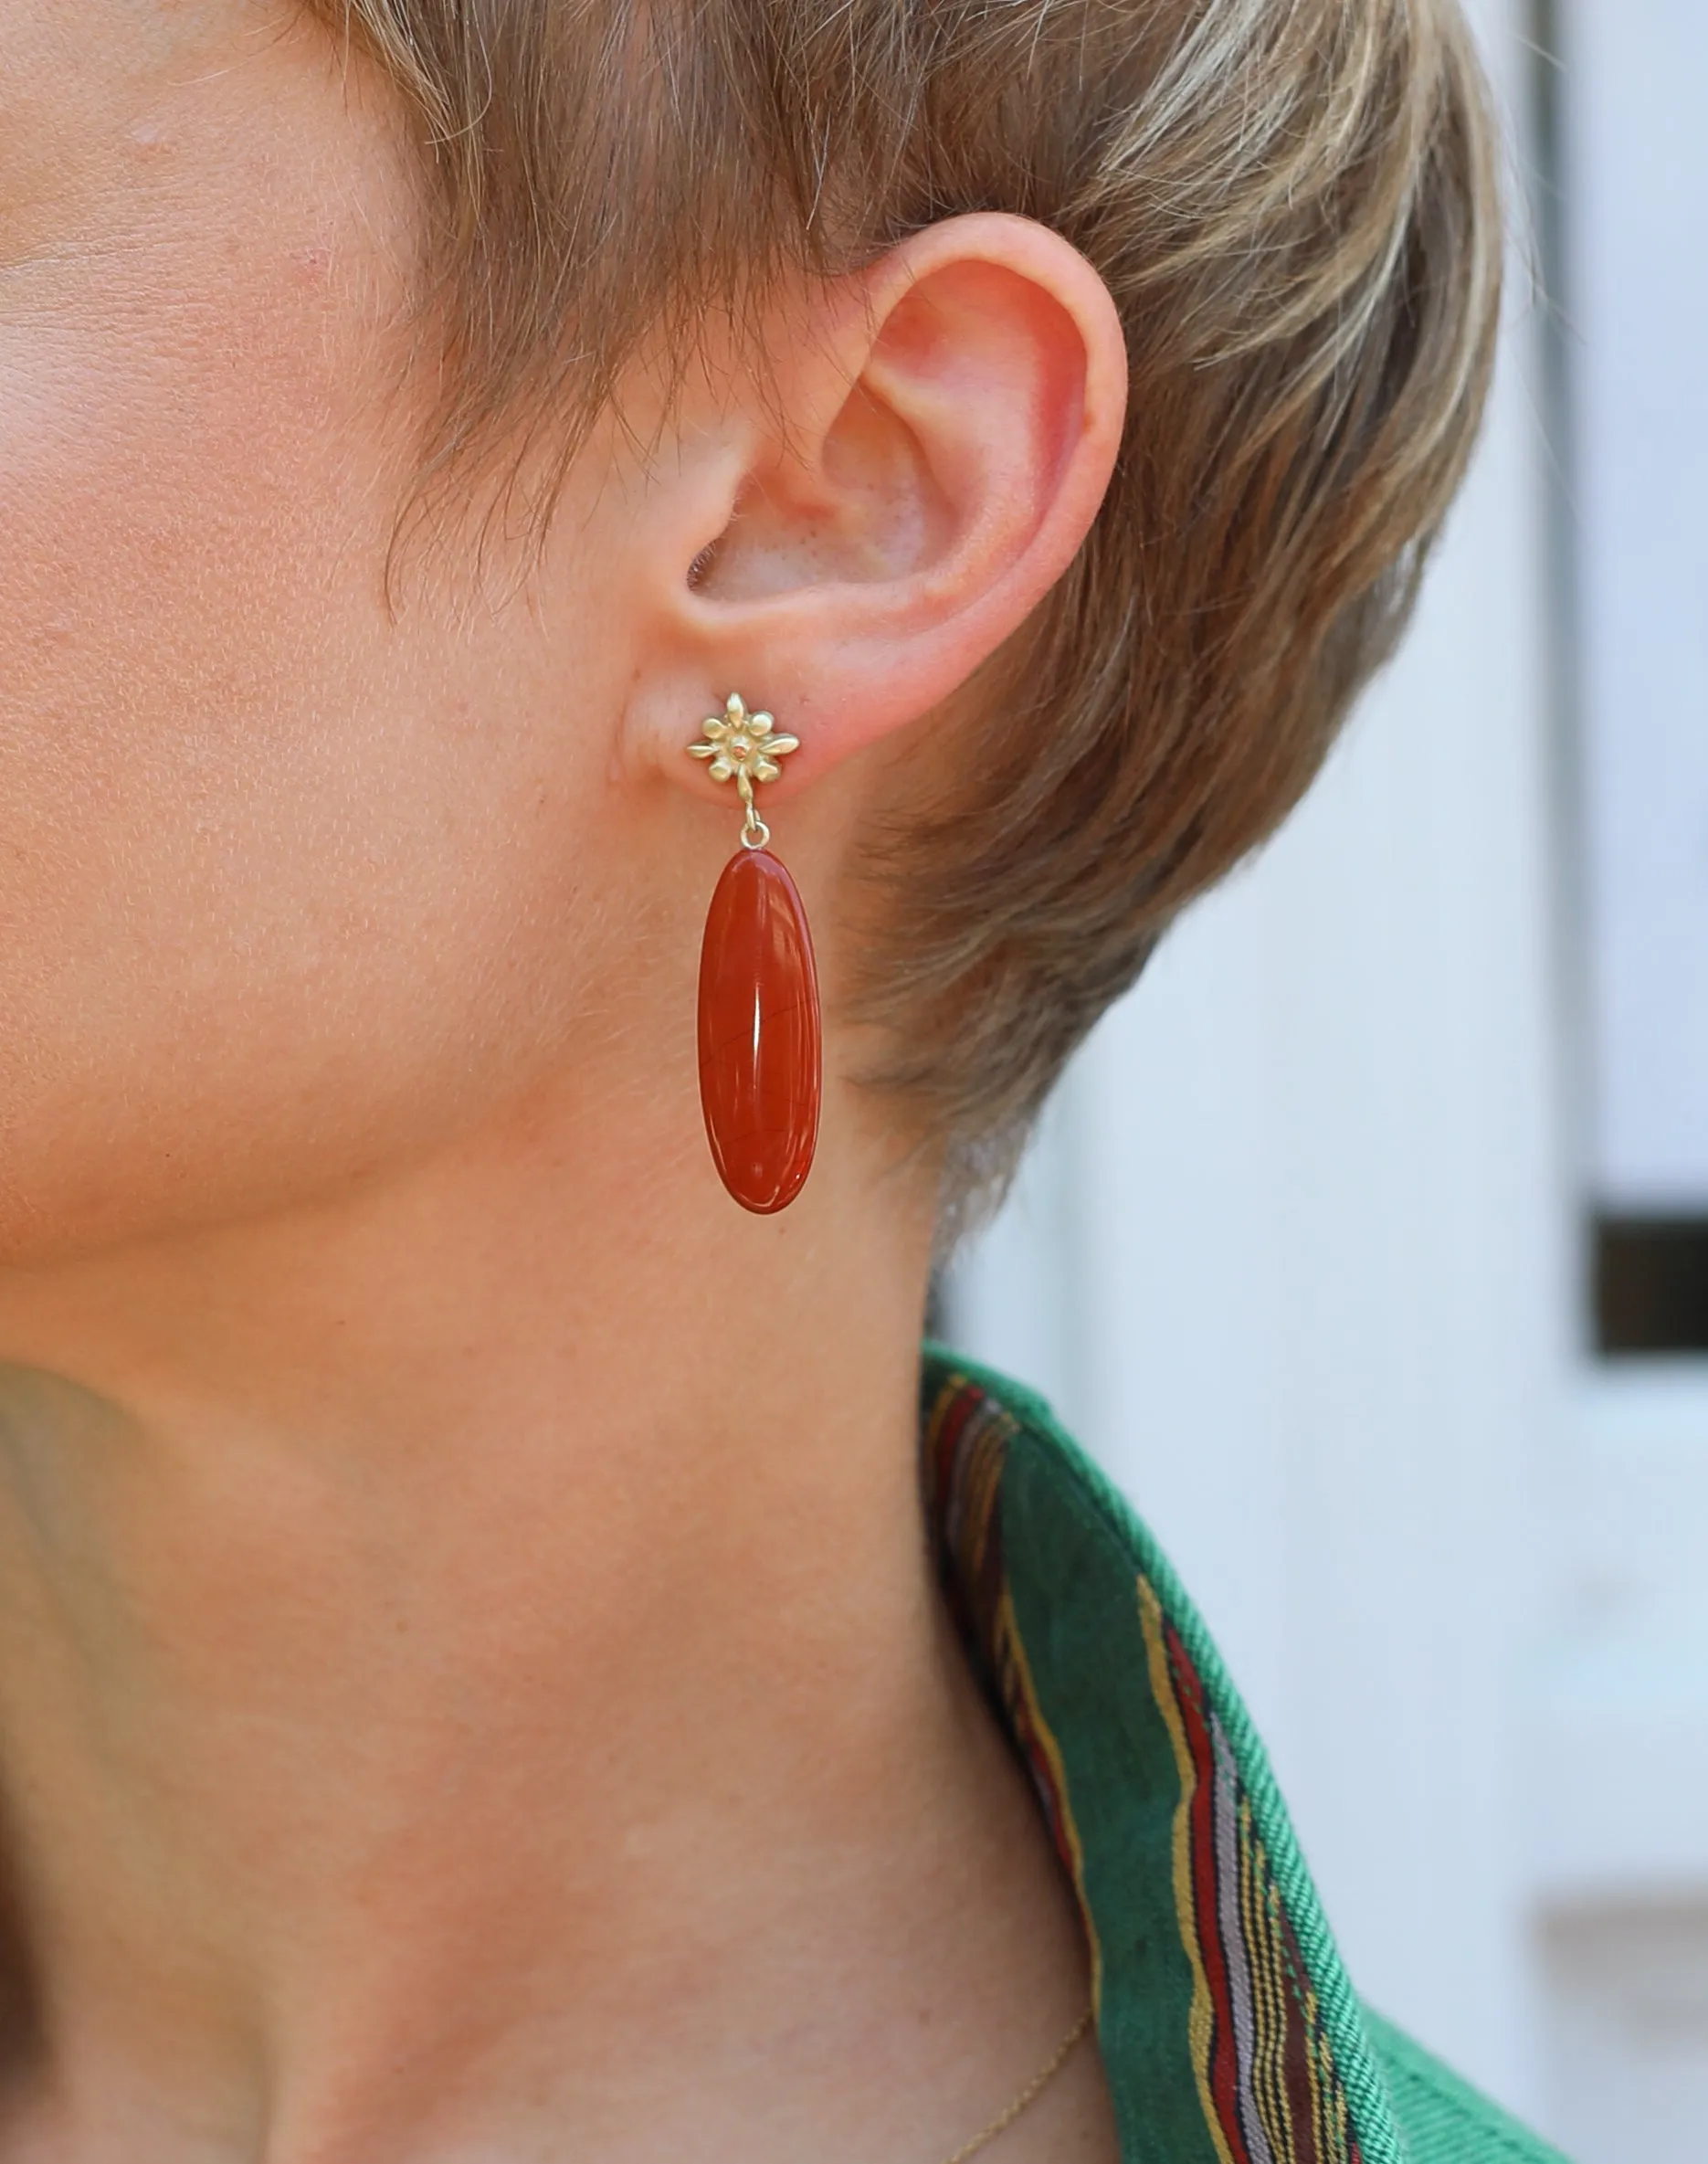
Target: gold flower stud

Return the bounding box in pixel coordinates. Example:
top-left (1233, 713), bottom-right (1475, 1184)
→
top-left (687, 693), bottom-right (800, 818)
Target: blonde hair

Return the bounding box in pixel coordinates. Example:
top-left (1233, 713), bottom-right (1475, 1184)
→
top-left (311, 0), bottom-right (1502, 1214)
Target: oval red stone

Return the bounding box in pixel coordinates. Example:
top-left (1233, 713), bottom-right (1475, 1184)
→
top-left (697, 847), bottom-right (822, 1214)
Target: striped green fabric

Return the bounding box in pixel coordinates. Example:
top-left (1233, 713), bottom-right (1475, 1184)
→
top-left (920, 1346), bottom-right (1569, 2164)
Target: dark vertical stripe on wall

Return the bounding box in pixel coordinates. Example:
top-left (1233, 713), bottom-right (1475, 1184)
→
top-left (1525, 0), bottom-right (1604, 1362)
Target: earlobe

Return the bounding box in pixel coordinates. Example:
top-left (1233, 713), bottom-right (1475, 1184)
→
top-left (648, 213), bottom-right (1127, 798)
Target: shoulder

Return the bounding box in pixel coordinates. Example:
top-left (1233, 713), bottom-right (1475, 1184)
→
top-left (1366, 2014), bottom-right (1569, 2164)
top-left (919, 1346), bottom-right (1572, 2164)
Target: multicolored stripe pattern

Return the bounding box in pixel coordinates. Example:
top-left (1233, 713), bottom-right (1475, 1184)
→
top-left (921, 1372), bottom-right (1101, 1999)
top-left (1140, 1579), bottom-right (1360, 2164)
top-left (921, 1356), bottom-right (1365, 2164)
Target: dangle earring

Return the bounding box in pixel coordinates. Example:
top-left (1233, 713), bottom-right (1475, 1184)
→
top-left (687, 695), bottom-right (822, 1214)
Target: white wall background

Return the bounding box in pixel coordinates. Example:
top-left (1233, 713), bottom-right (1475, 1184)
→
top-left (1571, 0), bottom-right (1708, 1205)
top-left (944, 5), bottom-right (1708, 2155)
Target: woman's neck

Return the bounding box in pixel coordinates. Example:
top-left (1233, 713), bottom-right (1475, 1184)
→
top-left (0, 1089), bottom-right (1091, 2163)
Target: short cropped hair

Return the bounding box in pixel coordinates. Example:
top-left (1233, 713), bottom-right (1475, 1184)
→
top-left (311, 0), bottom-right (1502, 1219)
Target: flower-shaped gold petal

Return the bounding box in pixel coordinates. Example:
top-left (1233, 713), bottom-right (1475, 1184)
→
top-left (688, 693), bottom-right (800, 807)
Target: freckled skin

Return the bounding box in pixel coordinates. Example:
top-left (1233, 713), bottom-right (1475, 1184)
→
top-left (0, 0), bottom-right (655, 1263)
top-left (0, 11), bottom-right (1129, 2160)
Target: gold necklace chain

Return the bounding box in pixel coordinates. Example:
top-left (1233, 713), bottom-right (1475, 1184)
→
top-left (935, 2005), bottom-right (1095, 2164)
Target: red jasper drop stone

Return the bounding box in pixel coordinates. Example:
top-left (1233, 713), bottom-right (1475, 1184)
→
top-left (697, 847), bottom-right (822, 1213)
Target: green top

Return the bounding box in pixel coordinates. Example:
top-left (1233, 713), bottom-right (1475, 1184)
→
top-left (919, 1346), bottom-right (1567, 2164)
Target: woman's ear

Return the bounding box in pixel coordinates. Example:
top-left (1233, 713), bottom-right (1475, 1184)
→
top-left (627, 213), bottom-right (1128, 797)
